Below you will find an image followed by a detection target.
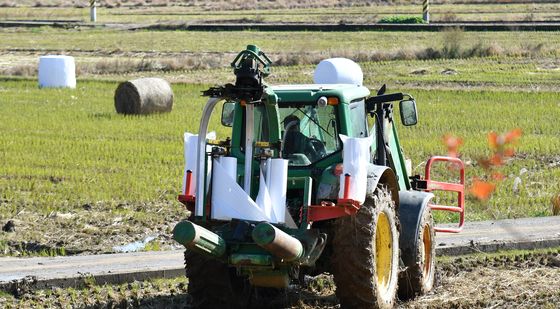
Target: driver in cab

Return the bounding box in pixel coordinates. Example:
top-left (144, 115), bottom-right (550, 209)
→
top-left (282, 115), bottom-right (326, 163)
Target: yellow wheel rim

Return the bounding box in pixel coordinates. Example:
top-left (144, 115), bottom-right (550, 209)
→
top-left (375, 212), bottom-right (393, 293)
top-left (421, 224), bottom-right (433, 282)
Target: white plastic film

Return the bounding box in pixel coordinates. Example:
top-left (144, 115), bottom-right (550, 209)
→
top-left (38, 55), bottom-right (76, 88)
top-left (181, 131), bottom-right (216, 195)
top-left (181, 133), bottom-right (198, 195)
top-left (313, 58), bottom-right (363, 86)
top-left (211, 159), bottom-right (268, 222)
top-left (338, 134), bottom-right (372, 204)
top-left (284, 208), bottom-right (297, 228)
top-left (256, 170), bottom-right (275, 222)
top-left (268, 158), bottom-right (289, 223)
top-left (208, 156), bottom-right (289, 224)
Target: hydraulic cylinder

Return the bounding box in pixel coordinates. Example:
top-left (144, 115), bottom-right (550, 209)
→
top-left (252, 222), bottom-right (304, 262)
top-left (173, 220), bottom-right (226, 258)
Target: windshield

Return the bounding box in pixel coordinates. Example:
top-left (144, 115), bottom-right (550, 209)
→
top-left (279, 105), bottom-right (339, 166)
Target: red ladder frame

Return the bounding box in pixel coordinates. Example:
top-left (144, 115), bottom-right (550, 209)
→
top-left (425, 156), bottom-right (465, 233)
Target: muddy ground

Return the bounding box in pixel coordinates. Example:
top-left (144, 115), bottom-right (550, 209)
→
top-left (0, 201), bottom-right (186, 256)
top-left (1, 249), bottom-right (559, 308)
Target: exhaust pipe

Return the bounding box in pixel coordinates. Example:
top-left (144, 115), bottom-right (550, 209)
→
top-left (252, 222), bottom-right (304, 262)
top-left (173, 221), bottom-right (226, 258)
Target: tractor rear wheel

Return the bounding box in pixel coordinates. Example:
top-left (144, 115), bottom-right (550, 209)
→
top-left (331, 187), bottom-right (399, 309)
top-left (398, 208), bottom-right (436, 299)
top-left (184, 250), bottom-right (252, 309)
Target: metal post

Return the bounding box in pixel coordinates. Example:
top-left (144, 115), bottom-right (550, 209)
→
top-left (423, 0), bottom-right (430, 23)
top-left (90, 0), bottom-right (97, 23)
top-left (195, 97), bottom-right (222, 217)
top-left (244, 104), bottom-right (254, 194)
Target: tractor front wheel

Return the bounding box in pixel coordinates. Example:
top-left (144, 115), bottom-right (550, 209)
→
top-left (398, 208), bottom-right (436, 299)
top-left (184, 250), bottom-right (252, 309)
top-left (332, 187), bottom-right (400, 309)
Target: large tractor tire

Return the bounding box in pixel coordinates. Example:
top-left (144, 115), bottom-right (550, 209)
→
top-left (184, 250), bottom-right (252, 309)
top-left (398, 209), bottom-right (436, 299)
top-left (332, 187), bottom-right (400, 309)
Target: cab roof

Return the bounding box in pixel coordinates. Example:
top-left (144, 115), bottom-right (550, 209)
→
top-left (271, 84), bottom-right (370, 104)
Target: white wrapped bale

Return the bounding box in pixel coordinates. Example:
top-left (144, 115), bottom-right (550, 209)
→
top-left (313, 58), bottom-right (363, 86)
top-left (38, 55), bottom-right (76, 88)
top-left (114, 78), bottom-right (174, 115)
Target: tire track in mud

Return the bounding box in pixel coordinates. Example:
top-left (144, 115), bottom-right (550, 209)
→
top-left (403, 249), bottom-right (560, 308)
top-left (1, 249), bottom-right (559, 308)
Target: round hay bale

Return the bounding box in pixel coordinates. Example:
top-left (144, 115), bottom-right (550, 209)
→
top-left (114, 78), bottom-right (174, 115)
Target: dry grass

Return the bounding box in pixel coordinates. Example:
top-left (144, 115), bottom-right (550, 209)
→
top-left (3, 0), bottom-right (557, 7)
top-left (0, 36), bottom-right (553, 78)
top-left (0, 55), bottom-right (225, 77)
top-left (1, 65), bottom-right (36, 77)
top-left (80, 57), bottom-right (214, 74)
top-left (407, 250), bottom-right (560, 308)
top-left (0, 0), bottom-right (391, 9)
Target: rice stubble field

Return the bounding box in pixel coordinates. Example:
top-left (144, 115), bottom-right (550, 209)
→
top-left (1, 2), bottom-right (560, 308)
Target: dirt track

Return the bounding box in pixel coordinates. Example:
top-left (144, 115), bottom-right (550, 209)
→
top-left (404, 250), bottom-right (560, 308)
top-left (1, 249), bottom-right (559, 308)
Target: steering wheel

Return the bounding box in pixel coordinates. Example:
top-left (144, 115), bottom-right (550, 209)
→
top-left (306, 138), bottom-right (327, 161)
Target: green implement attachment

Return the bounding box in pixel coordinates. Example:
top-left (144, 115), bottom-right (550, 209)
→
top-left (173, 220), bottom-right (226, 258)
top-left (252, 222), bottom-right (304, 262)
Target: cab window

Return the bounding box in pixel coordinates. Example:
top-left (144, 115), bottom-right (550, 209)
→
top-left (349, 99), bottom-right (367, 138)
top-left (279, 105), bottom-right (339, 166)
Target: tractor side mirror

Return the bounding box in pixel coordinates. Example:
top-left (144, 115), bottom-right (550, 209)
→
top-left (221, 102), bottom-right (235, 127)
top-left (399, 100), bottom-right (418, 126)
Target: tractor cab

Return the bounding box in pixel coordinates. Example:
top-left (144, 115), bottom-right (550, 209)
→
top-left (273, 84), bottom-right (367, 166)
top-left (221, 83), bottom-right (373, 226)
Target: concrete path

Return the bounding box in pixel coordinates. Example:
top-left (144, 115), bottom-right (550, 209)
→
top-left (435, 216), bottom-right (560, 255)
top-left (1, 216), bottom-right (559, 290)
top-left (0, 250), bottom-right (184, 290)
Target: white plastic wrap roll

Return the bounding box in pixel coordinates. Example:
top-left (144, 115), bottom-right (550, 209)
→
top-left (220, 156), bottom-right (237, 179)
top-left (211, 159), bottom-right (268, 222)
top-left (338, 134), bottom-right (372, 204)
top-left (267, 158), bottom-right (288, 223)
top-left (181, 131), bottom-right (216, 195)
top-left (38, 55), bottom-right (76, 88)
top-left (181, 133), bottom-right (198, 195)
top-left (313, 58), bottom-right (363, 86)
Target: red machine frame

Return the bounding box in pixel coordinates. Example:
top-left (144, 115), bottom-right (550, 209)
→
top-left (424, 156), bottom-right (465, 233)
top-left (180, 157), bottom-right (466, 232)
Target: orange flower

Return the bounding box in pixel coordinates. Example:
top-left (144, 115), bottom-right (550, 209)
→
top-left (491, 172), bottom-right (506, 181)
top-left (488, 132), bottom-right (500, 149)
top-left (470, 179), bottom-right (496, 201)
top-left (443, 134), bottom-right (463, 158)
top-left (504, 128), bottom-right (522, 144)
top-left (503, 148), bottom-right (515, 158)
top-left (489, 154), bottom-right (503, 166)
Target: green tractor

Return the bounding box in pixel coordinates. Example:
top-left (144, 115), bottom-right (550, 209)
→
top-left (173, 45), bottom-right (465, 308)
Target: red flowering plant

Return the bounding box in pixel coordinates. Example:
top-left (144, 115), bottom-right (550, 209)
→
top-left (442, 129), bottom-right (522, 201)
